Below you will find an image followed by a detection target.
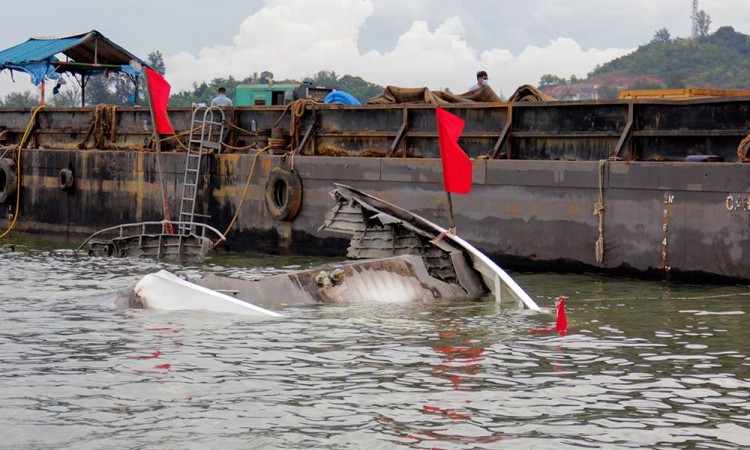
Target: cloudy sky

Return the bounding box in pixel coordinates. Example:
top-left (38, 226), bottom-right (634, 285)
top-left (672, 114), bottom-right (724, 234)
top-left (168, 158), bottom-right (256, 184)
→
top-left (1, 0), bottom-right (749, 99)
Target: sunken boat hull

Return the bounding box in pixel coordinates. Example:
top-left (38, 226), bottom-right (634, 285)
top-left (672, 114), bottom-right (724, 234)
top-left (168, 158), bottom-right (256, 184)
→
top-left (1, 98), bottom-right (750, 282)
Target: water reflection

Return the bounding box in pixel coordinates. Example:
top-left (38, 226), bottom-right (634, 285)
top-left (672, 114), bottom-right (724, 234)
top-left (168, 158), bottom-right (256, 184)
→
top-left (0, 249), bottom-right (749, 448)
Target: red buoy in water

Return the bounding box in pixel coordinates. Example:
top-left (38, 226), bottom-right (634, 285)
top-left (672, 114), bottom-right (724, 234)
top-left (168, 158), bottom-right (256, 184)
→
top-left (555, 296), bottom-right (568, 334)
top-left (531, 295), bottom-right (568, 336)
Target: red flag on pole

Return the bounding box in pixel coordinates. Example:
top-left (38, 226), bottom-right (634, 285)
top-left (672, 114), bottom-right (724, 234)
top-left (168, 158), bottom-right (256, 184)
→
top-left (436, 106), bottom-right (472, 194)
top-left (145, 67), bottom-right (174, 135)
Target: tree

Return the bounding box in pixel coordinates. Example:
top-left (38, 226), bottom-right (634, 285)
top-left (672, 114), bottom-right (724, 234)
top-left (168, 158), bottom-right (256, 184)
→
top-left (695, 10), bottom-right (711, 38)
top-left (652, 28), bottom-right (671, 44)
top-left (538, 73), bottom-right (566, 87)
top-left (147, 50), bottom-right (166, 75)
top-left (260, 71), bottom-right (274, 84)
top-left (85, 75), bottom-right (116, 105)
top-left (49, 84), bottom-right (81, 107)
top-left (312, 70), bottom-right (339, 88)
top-left (3, 91), bottom-right (38, 108)
top-left (112, 73), bottom-right (141, 105)
top-left (629, 79), bottom-right (664, 90)
top-left (666, 73), bottom-right (686, 89)
top-left (597, 85), bottom-right (618, 100)
top-left (337, 74), bottom-right (383, 101)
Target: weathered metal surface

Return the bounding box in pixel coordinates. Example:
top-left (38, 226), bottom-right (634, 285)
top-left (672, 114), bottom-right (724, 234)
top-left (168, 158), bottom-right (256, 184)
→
top-left (2, 97), bottom-right (750, 161)
top-left (3, 148), bottom-right (750, 282)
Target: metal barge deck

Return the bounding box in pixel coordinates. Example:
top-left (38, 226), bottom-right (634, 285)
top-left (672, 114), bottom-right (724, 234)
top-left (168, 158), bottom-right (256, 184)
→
top-left (1, 97), bottom-right (749, 282)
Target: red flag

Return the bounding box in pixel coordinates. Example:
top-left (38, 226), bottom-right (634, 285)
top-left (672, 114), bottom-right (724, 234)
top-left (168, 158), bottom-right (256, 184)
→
top-left (436, 106), bottom-right (472, 194)
top-left (145, 67), bottom-right (174, 135)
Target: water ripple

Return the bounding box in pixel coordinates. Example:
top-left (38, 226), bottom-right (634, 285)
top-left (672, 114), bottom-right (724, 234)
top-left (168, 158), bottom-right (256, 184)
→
top-left (1, 251), bottom-right (750, 448)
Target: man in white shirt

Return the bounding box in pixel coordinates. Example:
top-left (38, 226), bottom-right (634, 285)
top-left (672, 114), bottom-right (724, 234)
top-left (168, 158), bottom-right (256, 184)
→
top-left (468, 71), bottom-right (488, 91)
top-left (211, 87), bottom-right (233, 107)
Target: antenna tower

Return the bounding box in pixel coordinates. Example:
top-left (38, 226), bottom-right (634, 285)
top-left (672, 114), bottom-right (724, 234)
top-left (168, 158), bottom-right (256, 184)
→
top-left (691, 0), bottom-right (699, 39)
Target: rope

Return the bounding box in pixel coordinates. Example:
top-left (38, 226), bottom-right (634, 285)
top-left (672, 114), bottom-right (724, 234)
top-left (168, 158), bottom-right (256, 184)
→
top-left (269, 138), bottom-right (286, 150)
top-left (92, 104), bottom-right (117, 149)
top-left (212, 147), bottom-right (270, 249)
top-left (593, 160), bottom-right (607, 263)
top-left (291, 99), bottom-right (318, 150)
top-left (156, 126), bottom-right (204, 152)
top-left (429, 227), bottom-right (457, 246)
top-left (272, 99), bottom-right (321, 151)
top-left (0, 105), bottom-right (45, 240)
top-left (737, 134), bottom-right (750, 163)
top-left (222, 142), bottom-right (258, 151)
top-left (225, 121), bottom-right (258, 137)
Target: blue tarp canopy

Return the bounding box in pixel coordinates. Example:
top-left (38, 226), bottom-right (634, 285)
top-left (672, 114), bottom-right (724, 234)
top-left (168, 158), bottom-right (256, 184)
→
top-left (0, 30), bottom-right (146, 85)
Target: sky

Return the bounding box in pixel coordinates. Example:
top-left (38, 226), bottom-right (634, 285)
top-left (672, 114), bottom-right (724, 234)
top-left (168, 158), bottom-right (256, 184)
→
top-left (1, 0), bottom-right (750, 99)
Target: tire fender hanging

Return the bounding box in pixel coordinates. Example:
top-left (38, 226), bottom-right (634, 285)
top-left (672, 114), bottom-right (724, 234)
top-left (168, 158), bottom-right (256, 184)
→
top-left (265, 166), bottom-right (303, 221)
top-left (0, 158), bottom-right (18, 204)
top-left (59, 168), bottom-right (74, 191)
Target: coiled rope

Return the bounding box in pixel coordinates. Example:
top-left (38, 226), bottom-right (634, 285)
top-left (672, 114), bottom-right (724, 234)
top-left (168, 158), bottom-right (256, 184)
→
top-left (0, 105), bottom-right (45, 240)
top-left (272, 99), bottom-right (321, 150)
top-left (737, 134), bottom-right (750, 163)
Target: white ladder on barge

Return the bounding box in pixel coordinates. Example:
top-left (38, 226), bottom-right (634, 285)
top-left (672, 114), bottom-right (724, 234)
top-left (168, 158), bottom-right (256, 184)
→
top-left (179, 106), bottom-right (225, 235)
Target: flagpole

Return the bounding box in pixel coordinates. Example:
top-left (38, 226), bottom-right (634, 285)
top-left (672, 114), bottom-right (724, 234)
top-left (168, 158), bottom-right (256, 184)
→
top-left (435, 106), bottom-right (471, 235)
top-left (143, 69), bottom-right (172, 233)
top-left (446, 191), bottom-right (456, 231)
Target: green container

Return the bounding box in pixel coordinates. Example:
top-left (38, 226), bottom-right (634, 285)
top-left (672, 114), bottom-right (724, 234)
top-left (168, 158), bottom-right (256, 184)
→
top-left (236, 84), bottom-right (298, 106)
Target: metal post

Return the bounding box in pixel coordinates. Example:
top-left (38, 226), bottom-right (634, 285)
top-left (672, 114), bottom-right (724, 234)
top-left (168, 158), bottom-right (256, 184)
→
top-left (446, 191), bottom-right (456, 231)
top-left (133, 75), bottom-right (139, 105)
top-left (79, 74), bottom-right (87, 107)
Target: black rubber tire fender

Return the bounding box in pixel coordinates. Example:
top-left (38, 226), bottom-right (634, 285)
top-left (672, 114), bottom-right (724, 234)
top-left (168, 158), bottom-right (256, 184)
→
top-left (0, 158), bottom-right (18, 204)
top-left (59, 168), bottom-right (74, 191)
top-left (265, 166), bottom-right (303, 221)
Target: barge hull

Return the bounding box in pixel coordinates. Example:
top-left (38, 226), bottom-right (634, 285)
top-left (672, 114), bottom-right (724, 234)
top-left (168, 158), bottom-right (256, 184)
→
top-left (5, 149), bottom-right (750, 282)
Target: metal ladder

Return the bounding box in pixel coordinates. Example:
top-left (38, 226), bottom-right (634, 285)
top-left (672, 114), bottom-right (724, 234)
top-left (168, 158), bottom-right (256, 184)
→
top-left (178, 106), bottom-right (225, 235)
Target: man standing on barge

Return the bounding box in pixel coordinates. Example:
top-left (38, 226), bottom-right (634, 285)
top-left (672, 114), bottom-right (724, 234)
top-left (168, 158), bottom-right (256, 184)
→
top-left (468, 71), bottom-right (488, 91)
top-left (211, 87), bottom-right (233, 107)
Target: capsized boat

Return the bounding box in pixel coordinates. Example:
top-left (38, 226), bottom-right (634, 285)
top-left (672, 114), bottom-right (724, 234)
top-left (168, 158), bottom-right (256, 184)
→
top-left (318, 184), bottom-right (540, 310)
top-left (120, 185), bottom-right (540, 314)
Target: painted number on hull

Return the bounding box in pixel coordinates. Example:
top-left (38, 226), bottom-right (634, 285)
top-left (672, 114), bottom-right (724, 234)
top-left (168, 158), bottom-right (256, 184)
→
top-left (725, 194), bottom-right (750, 212)
top-left (662, 192), bottom-right (674, 274)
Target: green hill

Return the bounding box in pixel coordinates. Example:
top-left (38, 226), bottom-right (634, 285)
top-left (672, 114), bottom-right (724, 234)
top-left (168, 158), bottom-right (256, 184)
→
top-left (592, 26), bottom-right (750, 90)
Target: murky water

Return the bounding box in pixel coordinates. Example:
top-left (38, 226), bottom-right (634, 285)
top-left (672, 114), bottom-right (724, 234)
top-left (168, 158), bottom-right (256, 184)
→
top-left (1, 241), bottom-right (750, 449)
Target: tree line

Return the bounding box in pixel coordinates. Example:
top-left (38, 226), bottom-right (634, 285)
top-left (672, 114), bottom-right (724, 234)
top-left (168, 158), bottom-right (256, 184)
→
top-left (6, 16), bottom-right (750, 107)
top-left (0, 52), bottom-right (384, 108)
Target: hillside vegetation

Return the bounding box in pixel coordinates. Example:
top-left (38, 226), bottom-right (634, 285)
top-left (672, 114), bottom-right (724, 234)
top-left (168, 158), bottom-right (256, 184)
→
top-left (593, 26), bottom-right (750, 89)
top-left (540, 26), bottom-right (750, 100)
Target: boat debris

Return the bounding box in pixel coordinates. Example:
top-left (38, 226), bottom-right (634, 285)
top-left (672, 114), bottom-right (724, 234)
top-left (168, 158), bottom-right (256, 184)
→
top-left (121, 185), bottom-right (540, 314)
top-left (77, 221), bottom-right (226, 263)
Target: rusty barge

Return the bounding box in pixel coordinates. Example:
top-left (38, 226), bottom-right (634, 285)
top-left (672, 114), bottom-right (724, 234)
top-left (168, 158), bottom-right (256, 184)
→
top-left (2, 95), bottom-right (750, 283)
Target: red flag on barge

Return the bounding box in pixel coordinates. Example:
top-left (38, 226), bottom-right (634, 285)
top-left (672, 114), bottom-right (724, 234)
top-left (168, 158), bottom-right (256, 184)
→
top-left (145, 67), bottom-right (174, 135)
top-left (436, 106), bottom-right (472, 194)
